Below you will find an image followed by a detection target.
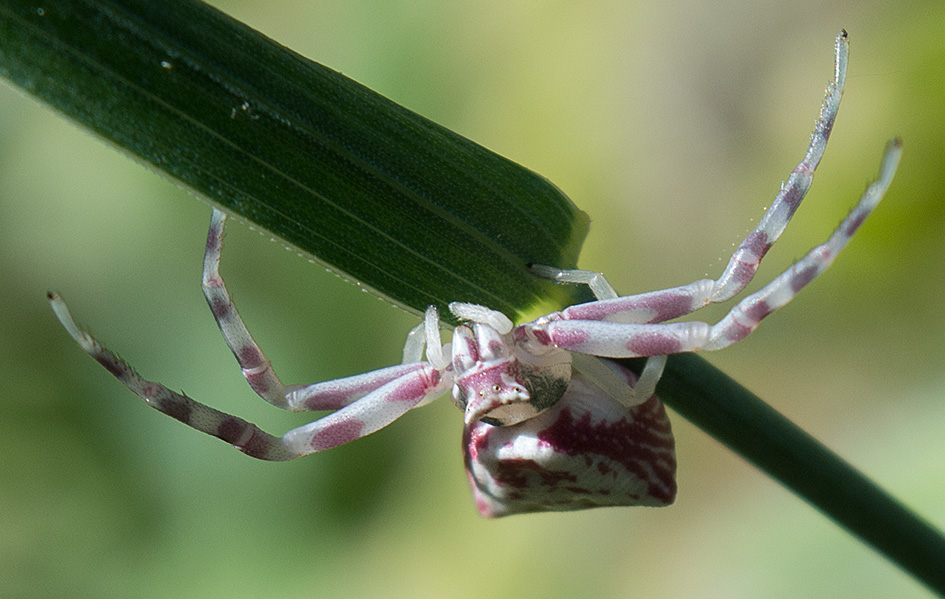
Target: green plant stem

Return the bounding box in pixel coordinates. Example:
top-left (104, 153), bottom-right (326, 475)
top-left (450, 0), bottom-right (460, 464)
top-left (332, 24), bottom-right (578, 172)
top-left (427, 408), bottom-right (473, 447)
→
top-left (0, 0), bottom-right (589, 323)
top-left (637, 354), bottom-right (945, 595)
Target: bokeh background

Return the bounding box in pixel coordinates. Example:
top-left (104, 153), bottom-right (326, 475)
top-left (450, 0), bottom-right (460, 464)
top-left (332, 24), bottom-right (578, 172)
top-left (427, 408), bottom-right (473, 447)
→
top-left (2, 1), bottom-right (943, 597)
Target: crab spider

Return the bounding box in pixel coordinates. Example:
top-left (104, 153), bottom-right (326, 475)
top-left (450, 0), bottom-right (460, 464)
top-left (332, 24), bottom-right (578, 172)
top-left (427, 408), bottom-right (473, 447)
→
top-left (50, 32), bottom-right (901, 517)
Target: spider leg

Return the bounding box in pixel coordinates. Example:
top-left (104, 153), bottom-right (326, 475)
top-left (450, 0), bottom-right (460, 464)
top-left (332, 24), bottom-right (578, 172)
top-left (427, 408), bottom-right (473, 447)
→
top-left (529, 139), bottom-right (901, 358)
top-left (202, 208), bottom-right (432, 412)
top-left (48, 292), bottom-right (450, 460)
top-left (529, 265), bottom-right (619, 301)
top-left (631, 354), bottom-right (667, 403)
top-left (533, 242), bottom-right (667, 404)
top-left (534, 31), bottom-right (851, 326)
top-left (281, 364), bottom-right (450, 456)
top-left (570, 353), bottom-right (666, 407)
top-left (202, 208), bottom-right (291, 407)
top-left (402, 305), bottom-right (452, 369)
top-left (49, 291), bottom-right (293, 460)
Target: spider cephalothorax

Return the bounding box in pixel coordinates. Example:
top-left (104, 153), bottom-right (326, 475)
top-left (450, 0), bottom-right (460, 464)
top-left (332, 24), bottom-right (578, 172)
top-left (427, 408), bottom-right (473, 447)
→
top-left (450, 306), bottom-right (573, 426)
top-left (49, 32), bottom-right (901, 517)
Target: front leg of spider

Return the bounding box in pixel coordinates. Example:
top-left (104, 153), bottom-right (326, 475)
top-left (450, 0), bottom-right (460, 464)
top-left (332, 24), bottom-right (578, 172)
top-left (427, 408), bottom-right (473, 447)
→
top-left (48, 210), bottom-right (451, 461)
top-left (523, 32), bottom-right (901, 363)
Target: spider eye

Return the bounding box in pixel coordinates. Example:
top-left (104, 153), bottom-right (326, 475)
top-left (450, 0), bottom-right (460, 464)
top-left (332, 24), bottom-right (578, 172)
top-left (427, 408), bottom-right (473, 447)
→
top-left (492, 384), bottom-right (501, 393)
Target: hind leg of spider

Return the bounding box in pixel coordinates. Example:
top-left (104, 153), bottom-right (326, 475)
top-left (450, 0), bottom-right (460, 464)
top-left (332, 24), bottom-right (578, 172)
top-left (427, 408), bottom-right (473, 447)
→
top-left (48, 292), bottom-right (450, 459)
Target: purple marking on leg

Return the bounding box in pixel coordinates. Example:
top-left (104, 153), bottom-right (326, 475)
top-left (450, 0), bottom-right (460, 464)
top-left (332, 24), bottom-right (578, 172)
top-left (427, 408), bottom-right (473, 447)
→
top-left (210, 296), bottom-right (230, 319)
top-left (626, 332), bottom-right (682, 356)
top-left (822, 113), bottom-right (836, 139)
top-left (645, 293), bottom-right (701, 323)
top-left (722, 320), bottom-right (754, 343)
top-left (842, 209), bottom-right (868, 237)
top-left (549, 326), bottom-right (590, 349)
top-left (216, 417), bottom-right (276, 459)
top-left (565, 293), bottom-right (696, 324)
top-left (299, 364), bottom-right (428, 410)
top-left (156, 395), bottom-right (193, 423)
top-left (790, 264), bottom-right (820, 293)
top-left (743, 299), bottom-right (773, 323)
top-left (205, 226), bottom-right (222, 254)
top-left (309, 419), bottom-right (365, 451)
top-left (216, 416), bottom-right (250, 445)
top-left (238, 429), bottom-right (277, 460)
top-left (563, 299), bottom-right (625, 321)
top-left (141, 382), bottom-right (167, 398)
top-left (245, 371), bottom-right (271, 395)
top-left (781, 184), bottom-right (805, 214)
top-left (742, 231), bottom-right (772, 259)
top-left (726, 261), bottom-right (758, 289)
top-left (303, 387), bottom-right (360, 411)
top-left (94, 353), bottom-right (128, 379)
top-left (238, 345), bottom-right (263, 368)
top-left (387, 369), bottom-right (440, 403)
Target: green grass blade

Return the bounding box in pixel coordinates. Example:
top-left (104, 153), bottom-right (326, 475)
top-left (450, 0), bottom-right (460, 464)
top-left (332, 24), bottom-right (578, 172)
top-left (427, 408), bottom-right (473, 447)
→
top-left (634, 354), bottom-right (945, 595)
top-left (0, 0), bottom-right (590, 323)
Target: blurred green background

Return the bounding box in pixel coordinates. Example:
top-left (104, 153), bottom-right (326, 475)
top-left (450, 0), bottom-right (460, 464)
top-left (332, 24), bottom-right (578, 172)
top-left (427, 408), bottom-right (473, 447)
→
top-left (2, 1), bottom-right (943, 597)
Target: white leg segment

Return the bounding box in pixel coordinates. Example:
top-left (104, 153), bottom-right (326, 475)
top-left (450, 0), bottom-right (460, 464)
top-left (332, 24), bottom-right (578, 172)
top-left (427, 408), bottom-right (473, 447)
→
top-left (401, 320), bottom-right (428, 364)
top-left (529, 264), bottom-right (619, 300)
top-left (632, 354), bottom-right (668, 403)
top-left (703, 137), bottom-right (902, 351)
top-left (571, 353), bottom-right (667, 408)
top-left (710, 30), bottom-right (850, 304)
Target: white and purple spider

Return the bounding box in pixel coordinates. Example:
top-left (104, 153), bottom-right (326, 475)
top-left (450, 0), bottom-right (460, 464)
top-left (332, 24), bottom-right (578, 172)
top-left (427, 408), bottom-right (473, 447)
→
top-left (49, 32), bottom-right (900, 517)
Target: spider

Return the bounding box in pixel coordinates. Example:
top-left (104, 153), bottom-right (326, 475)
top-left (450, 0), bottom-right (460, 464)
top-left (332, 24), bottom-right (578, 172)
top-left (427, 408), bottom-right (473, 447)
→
top-left (49, 32), bottom-right (900, 517)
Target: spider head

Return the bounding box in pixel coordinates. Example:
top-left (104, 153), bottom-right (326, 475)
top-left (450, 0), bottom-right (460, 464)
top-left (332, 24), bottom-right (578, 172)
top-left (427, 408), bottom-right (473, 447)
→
top-left (449, 308), bottom-right (572, 426)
